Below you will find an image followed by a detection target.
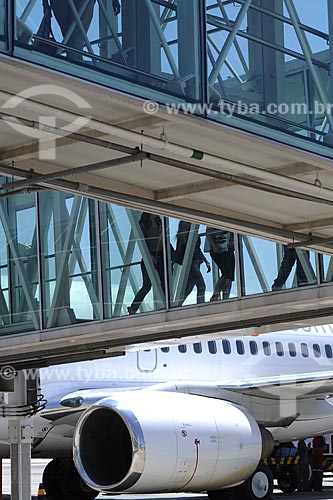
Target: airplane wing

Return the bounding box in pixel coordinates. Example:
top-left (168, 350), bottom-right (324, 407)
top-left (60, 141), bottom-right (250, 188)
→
top-left (140, 372), bottom-right (333, 427)
top-left (147, 370), bottom-right (333, 400)
top-left (216, 370), bottom-right (333, 399)
top-left (40, 370), bottom-right (333, 430)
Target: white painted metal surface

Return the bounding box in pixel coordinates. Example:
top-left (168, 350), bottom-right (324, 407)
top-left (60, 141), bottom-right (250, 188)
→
top-left (1, 57), bottom-right (333, 254)
top-left (74, 392), bottom-right (263, 492)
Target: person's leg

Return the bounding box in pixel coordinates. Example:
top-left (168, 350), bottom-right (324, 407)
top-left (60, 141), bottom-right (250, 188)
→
top-left (295, 249), bottom-right (313, 287)
top-left (297, 461), bottom-right (309, 491)
top-left (311, 470), bottom-right (323, 491)
top-left (50, 0), bottom-right (71, 37)
top-left (272, 247), bottom-right (297, 291)
top-left (210, 251), bottom-right (235, 300)
top-left (51, 0), bottom-right (95, 58)
top-left (210, 252), bottom-right (224, 301)
top-left (186, 260), bottom-right (206, 304)
top-left (71, 0), bottom-right (94, 51)
top-left (221, 250), bottom-right (235, 299)
top-left (128, 260), bottom-right (152, 314)
top-left (183, 273), bottom-right (195, 304)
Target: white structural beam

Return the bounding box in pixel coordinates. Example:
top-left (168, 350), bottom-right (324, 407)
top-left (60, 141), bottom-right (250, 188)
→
top-left (8, 372), bottom-right (33, 500)
top-left (156, 179), bottom-right (234, 200)
top-left (286, 218), bottom-right (333, 231)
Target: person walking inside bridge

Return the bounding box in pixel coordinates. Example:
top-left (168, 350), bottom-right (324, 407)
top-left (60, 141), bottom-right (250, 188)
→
top-left (50, 0), bottom-right (120, 59)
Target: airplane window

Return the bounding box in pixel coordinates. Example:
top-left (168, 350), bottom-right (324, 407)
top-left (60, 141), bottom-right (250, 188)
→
top-left (275, 342), bottom-right (284, 356)
top-left (236, 340), bottom-right (245, 355)
top-left (263, 341), bottom-right (271, 356)
top-left (313, 343), bottom-right (321, 358)
top-left (194, 343), bottom-right (202, 354)
top-left (178, 345), bottom-right (187, 353)
top-left (249, 340), bottom-right (258, 355)
top-left (325, 344), bottom-right (333, 358)
top-left (208, 340), bottom-right (217, 354)
top-left (222, 339), bottom-right (231, 354)
top-left (288, 342), bottom-right (296, 357)
top-left (301, 343), bottom-right (309, 357)
top-left (161, 347), bottom-right (170, 353)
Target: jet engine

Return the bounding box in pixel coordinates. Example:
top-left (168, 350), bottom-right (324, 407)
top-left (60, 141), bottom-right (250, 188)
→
top-left (73, 391), bottom-right (273, 493)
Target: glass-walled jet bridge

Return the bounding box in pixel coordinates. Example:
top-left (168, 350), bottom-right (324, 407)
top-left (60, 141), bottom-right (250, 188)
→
top-left (0, 1), bottom-right (333, 365)
top-left (4, 0), bottom-right (333, 153)
top-left (0, 188), bottom-right (332, 368)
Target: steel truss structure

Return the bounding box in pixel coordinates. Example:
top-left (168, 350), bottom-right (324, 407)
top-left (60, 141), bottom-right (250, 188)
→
top-left (7, 0), bottom-right (332, 145)
top-left (0, 184), bottom-right (330, 338)
top-left (1, 4), bottom-right (333, 500)
top-left (0, 1), bottom-right (332, 357)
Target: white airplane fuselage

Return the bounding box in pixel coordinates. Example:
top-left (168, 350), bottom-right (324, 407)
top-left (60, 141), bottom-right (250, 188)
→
top-left (0, 326), bottom-right (333, 458)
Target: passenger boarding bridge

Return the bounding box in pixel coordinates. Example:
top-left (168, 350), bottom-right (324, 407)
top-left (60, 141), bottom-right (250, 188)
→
top-left (1, 3), bottom-right (333, 498)
top-left (0, 193), bottom-right (331, 368)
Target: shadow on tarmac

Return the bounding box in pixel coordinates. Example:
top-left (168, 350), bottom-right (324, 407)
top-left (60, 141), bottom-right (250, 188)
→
top-left (2, 497), bottom-right (37, 500)
top-left (3, 489), bottom-right (333, 500)
top-left (272, 487), bottom-right (333, 500)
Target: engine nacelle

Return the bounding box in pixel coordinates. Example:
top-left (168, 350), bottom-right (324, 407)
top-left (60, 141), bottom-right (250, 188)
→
top-left (73, 391), bottom-right (270, 493)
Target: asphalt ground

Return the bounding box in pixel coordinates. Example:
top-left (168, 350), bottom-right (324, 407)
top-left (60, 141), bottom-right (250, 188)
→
top-left (1, 460), bottom-right (333, 499)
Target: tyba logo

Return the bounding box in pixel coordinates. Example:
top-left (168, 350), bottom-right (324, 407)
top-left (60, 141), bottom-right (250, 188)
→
top-left (1, 84), bottom-right (91, 159)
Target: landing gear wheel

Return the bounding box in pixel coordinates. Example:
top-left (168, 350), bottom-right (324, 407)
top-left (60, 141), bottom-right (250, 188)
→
top-left (43, 458), bottom-right (98, 500)
top-left (277, 469), bottom-right (298, 493)
top-left (235, 464), bottom-right (273, 500)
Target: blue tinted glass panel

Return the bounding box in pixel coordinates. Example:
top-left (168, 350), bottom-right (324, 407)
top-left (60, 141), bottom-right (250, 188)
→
top-left (240, 237), bottom-right (317, 296)
top-left (168, 219), bottom-right (210, 307)
top-left (168, 220), bottom-right (238, 307)
top-left (178, 345), bottom-right (187, 353)
top-left (0, 188), bottom-right (39, 334)
top-left (100, 205), bottom-right (166, 318)
top-left (39, 192), bottom-right (100, 328)
top-left (206, 0), bottom-right (333, 157)
top-left (0, 0), bottom-right (5, 49)
top-left (14, 0), bottom-right (202, 103)
top-left (320, 254), bottom-right (333, 284)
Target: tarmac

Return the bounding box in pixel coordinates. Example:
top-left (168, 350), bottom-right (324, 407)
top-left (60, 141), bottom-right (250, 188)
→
top-left (1, 459), bottom-right (333, 499)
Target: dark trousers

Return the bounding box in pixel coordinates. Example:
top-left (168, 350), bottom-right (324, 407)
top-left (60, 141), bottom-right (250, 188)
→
top-left (210, 250), bottom-right (235, 299)
top-left (50, 0), bottom-right (95, 58)
top-left (183, 259), bottom-right (206, 304)
top-left (297, 461), bottom-right (310, 491)
top-left (272, 248), bottom-right (311, 290)
top-left (310, 470), bottom-right (323, 491)
top-left (130, 255), bottom-right (164, 313)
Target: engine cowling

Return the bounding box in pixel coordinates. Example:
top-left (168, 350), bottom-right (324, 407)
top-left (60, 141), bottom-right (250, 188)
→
top-left (73, 391), bottom-right (270, 493)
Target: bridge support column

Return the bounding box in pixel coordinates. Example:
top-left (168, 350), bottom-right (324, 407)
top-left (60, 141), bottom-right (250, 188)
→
top-left (7, 372), bottom-right (33, 500)
top-left (8, 419), bottom-right (33, 500)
